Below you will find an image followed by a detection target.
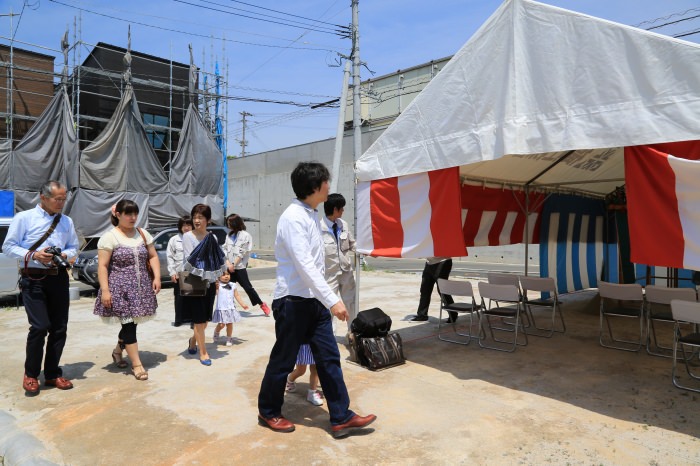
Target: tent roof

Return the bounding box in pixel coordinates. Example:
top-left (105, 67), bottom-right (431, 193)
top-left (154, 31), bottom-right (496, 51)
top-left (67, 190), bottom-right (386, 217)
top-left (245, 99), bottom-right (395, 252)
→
top-left (355, 0), bottom-right (700, 196)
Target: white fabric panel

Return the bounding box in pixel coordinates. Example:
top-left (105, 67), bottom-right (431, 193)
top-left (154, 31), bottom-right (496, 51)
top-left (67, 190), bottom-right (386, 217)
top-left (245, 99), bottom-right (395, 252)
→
top-left (498, 212), bottom-right (518, 245)
top-left (356, 0), bottom-right (700, 201)
top-left (355, 181), bottom-right (374, 255)
top-left (565, 214), bottom-right (575, 292)
top-left (397, 172), bottom-right (433, 257)
top-left (579, 215), bottom-right (590, 289)
top-left (474, 211), bottom-right (497, 246)
top-left (547, 212), bottom-right (559, 285)
top-left (668, 155), bottom-right (700, 269)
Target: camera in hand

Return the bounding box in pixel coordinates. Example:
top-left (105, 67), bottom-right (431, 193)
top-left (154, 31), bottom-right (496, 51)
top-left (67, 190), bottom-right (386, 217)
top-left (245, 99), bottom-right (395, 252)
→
top-left (45, 246), bottom-right (70, 269)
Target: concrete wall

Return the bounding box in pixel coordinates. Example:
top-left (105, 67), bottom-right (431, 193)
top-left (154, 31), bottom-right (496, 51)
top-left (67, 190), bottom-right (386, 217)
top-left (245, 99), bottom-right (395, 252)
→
top-left (226, 129), bottom-right (383, 250)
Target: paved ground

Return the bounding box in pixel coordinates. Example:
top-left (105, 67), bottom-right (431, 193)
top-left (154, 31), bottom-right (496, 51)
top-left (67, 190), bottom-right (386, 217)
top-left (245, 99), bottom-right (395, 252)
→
top-left (1, 269), bottom-right (700, 465)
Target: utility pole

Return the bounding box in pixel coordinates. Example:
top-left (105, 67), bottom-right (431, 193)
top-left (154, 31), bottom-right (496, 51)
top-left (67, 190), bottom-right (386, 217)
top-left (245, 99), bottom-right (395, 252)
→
top-left (239, 111), bottom-right (252, 157)
top-left (351, 0), bottom-right (362, 312)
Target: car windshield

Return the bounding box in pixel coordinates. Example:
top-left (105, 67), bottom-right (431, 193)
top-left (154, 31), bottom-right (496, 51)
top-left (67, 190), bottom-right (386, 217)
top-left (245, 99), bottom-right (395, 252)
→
top-left (81, 237), bottom-right (100, 251)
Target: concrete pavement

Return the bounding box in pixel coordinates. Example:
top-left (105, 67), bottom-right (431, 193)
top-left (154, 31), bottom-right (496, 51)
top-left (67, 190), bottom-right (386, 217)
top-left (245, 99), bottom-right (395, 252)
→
top-left (1, 268), bottom-right (700, 465)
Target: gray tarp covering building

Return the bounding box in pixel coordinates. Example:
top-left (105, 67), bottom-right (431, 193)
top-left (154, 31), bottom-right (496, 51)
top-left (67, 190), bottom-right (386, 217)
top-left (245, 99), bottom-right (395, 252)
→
top-left (79, 85), bottom-right (168, 193)
top-left (3, 85), bottom-right (224, 237)
top-left (12, 90), bottom-right (79, 191)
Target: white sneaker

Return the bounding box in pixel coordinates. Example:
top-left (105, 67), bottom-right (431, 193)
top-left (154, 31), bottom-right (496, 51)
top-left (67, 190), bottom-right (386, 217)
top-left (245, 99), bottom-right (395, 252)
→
top-left (285, 376), bottom-right (296, 393)
top-left (306, 389), bottom-right (324, 406)
top-left (225, 337), bottom-right (233, 346)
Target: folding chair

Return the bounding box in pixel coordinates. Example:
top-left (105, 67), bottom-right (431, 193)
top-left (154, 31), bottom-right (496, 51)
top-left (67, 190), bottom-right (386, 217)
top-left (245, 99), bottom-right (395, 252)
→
top-left (478, 282), bottom-right (528, 352)
top-left (598, 281), bottom-right (644, 352)
top-left (670, 299), bottom-right (700, 393)
top-left (487, 272), bottom-right (529, 328)
top-left (436, 278), bottom-right (482, 345)
top-left (645, 285), bottom-right (697, 358)
top-left (519, 276), bottom-right (566, 338)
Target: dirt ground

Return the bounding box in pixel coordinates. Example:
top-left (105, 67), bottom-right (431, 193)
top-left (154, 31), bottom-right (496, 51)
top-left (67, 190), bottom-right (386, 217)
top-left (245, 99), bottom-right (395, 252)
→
top-left (1, 270), bottom-right (699, 465)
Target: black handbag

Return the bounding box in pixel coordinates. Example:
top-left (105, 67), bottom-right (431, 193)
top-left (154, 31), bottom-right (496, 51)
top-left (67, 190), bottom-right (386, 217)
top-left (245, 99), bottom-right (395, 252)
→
top-left (178, 271), bottom-right (208, 296)
top-left (360, 333), bottom-right (406, 371)
top-left (351, 307), bottom-right (392, 338)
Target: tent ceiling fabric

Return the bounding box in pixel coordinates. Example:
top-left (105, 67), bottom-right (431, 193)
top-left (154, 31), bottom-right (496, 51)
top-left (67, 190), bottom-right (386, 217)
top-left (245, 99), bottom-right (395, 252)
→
top-left (80, 86), bottom-right (168, 193)
top-left (355, 0), bottom-right (700, 198)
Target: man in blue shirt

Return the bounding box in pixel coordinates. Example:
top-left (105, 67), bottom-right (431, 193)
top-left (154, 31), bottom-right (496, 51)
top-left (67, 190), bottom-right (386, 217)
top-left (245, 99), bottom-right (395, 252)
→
top-left (3, 180), bottom-right (79, 395)
top-left (257, 162), bottom-right (376, 439)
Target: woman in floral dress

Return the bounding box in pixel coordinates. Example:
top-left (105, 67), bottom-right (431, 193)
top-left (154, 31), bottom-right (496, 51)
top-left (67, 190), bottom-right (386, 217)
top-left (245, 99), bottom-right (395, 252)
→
top-left (94, 200), bottom-right (161, 380)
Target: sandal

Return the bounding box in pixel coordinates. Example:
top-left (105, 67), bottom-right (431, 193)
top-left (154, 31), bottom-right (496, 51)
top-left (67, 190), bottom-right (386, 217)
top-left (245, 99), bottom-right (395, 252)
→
top-left (132, 364), bottom-right (148, 381)
top-left (187, 337), bottom-right (198, 355)
top-left (111, 350), bottom-right (128, 368)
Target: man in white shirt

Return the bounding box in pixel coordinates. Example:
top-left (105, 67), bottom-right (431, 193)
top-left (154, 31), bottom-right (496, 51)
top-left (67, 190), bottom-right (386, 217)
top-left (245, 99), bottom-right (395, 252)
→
top-left (321, 193), bottom-right (356, 332)
top-left (257, 162), bottom-right (376, 439)
top-left (3, 180), bottom-right (79, 395)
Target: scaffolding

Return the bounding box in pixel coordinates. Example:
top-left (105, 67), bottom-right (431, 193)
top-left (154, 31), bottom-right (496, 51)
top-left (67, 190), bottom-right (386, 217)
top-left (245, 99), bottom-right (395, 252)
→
top-left (0, 17), bottom-right (229, 174)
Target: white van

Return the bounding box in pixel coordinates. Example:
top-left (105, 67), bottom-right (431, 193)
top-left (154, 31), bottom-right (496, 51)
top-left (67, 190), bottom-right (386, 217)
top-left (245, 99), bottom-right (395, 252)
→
top-left (0, 217), bottom-right (20, 296)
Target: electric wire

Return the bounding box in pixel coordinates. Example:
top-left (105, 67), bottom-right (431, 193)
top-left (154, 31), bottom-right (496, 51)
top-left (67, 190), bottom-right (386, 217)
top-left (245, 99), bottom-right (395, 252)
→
top-left (177, 0), bottom-right (348, 35)
top-left (47, 0), bottom-right (343, 53)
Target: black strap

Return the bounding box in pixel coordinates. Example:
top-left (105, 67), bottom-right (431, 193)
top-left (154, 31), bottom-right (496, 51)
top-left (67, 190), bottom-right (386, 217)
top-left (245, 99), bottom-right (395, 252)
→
top-left (28, 214), bottom-right (62, 252)
top-left (23, 213), bottom-right (62, 278)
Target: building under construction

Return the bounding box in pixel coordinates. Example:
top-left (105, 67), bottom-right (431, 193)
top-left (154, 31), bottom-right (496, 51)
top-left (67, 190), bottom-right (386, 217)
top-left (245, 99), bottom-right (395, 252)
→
top-left (0, 34), bottom-right (230, 235)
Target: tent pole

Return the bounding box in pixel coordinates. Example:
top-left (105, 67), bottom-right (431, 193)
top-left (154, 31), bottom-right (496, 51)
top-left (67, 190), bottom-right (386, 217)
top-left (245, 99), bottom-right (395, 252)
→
top-left (525, 185), bottom-right (529, 276)
top-left (351, 0), bottom-right (362, 326)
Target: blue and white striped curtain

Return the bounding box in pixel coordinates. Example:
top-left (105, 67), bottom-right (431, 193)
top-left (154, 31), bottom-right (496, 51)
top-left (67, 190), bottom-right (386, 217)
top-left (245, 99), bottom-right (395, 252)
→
top-left (539, 195), bottom-right (611, 294)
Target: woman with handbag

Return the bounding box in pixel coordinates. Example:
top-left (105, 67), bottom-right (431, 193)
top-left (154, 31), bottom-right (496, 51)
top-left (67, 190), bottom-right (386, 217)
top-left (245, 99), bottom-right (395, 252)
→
top-left (224, 214), bottom-right (271, 316)
top-left (94, 200), bottom-right (160, 381)
top-left (181, 203), bottom-right (226, 366)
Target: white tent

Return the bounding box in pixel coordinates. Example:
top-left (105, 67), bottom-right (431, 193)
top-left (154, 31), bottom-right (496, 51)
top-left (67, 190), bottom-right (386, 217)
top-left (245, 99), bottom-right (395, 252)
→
top-left (354, 0), bottom-right (700, 265)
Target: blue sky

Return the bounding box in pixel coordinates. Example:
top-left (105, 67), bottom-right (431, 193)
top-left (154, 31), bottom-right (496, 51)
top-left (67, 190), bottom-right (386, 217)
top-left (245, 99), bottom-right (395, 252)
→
top-left (3, 0), bottom-right (700, 156)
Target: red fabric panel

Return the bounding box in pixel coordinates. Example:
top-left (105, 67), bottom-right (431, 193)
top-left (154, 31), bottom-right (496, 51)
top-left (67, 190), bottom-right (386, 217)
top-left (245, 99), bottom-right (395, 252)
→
top-left (461, 184), bottom-right (543, 246)
top-left (625, 145), bottom-right (684, 268)
top-left (641, 140), bottom-right (700, 160)
top-left (369, 177), bottom-right (404, 258)
top-left (428, 168), bottom-right (467, 257)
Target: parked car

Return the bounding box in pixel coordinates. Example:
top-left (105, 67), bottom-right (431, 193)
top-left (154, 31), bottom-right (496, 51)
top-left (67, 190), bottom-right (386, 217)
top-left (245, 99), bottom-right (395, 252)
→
top-left (72, 226), bottom-right (229, 289)
top-left (0, 217), bottom-right (20, 296)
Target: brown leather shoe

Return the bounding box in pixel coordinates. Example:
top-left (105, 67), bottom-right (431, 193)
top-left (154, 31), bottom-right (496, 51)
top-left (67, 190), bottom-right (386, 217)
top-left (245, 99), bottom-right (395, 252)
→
top-left (23, 374), bottom-right (40, 395)
top-left (331, 414), bottom-right (377, 439)
top-left (257, 414), bottom-right (295, 433)
top-left (45, 377), bottom-right (74, 390)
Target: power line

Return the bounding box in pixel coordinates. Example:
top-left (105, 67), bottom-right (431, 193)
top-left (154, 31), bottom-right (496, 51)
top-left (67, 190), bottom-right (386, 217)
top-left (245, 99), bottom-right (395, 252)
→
top-left (173, 0), bottom-right (349, 37)
top-left (646, 13), bottom-right (700, 31)
top-left (634, 7), bottom-right (700, 28)
top-left (227, 0), bottom-right (345, 28)
top-left (47, 0), bottom-right (343, 53)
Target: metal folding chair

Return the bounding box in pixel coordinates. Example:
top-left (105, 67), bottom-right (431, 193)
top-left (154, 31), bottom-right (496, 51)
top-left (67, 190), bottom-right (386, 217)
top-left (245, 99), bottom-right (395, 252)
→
top-left (436, 278), bottom-right (482, 345)
top-left (645, 285), bottom-right (697, 358)
top-left (519, 275), bottom-right (566, 338)
top-left (598, 281), bottom-right (644, 352)
top-left (670, 299), bottom-right (700, 393)
top-left (478, 282), bottom-right (528, 352)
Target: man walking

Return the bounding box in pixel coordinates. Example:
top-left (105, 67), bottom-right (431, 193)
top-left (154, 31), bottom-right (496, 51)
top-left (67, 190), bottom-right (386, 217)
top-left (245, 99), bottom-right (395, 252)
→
top-left (321, 193), bottom-right (356, 331)
top-left (3, 180), bottom-right (80, 395)
top-left (257, 162), bottom-right (376, 439)
top-left (410, 257), bottom-right (457, 323)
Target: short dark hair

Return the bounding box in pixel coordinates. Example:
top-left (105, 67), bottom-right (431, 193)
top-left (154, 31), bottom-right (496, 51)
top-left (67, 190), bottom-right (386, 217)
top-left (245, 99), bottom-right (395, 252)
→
top-left (324, 193), bottom-right (346, 217)
top-left (40, 180), bottom-right (65, 197)
top-left (177, 215), bottom-right (194, 233)
top-left (291, 162), bottom-right (330, 200)
top-left (226, 214), bottom-right (246, 234)
top-left (190, 203), bottom-right (211, 221)
top-left (111, 199), bottom-right (139, 226)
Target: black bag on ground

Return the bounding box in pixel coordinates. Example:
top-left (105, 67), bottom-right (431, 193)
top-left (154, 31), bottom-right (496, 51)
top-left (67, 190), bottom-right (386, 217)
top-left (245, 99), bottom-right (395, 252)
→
top-left (351, 307), bottom-right (392, 338)
top-left (360, 333), bottom-right (405, 370)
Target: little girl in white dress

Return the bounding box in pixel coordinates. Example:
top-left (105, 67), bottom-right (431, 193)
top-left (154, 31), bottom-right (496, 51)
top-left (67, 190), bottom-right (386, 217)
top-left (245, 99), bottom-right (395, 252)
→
top-left (212, 270), bottom-right (248, 346)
